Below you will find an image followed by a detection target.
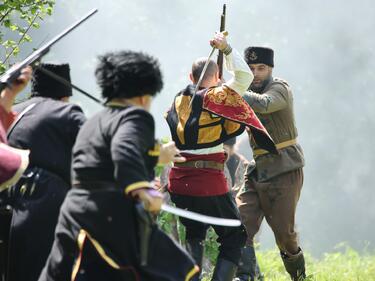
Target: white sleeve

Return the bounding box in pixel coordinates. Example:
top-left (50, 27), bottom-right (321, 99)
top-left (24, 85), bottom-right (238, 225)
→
top-left (223, 48), bottom-right (253, 96)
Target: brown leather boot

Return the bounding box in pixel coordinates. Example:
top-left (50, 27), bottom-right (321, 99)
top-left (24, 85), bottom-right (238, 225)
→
top-left (280, 248), bottom-right (306, 281)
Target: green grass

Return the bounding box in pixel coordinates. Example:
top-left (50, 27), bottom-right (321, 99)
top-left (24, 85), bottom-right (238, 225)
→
top-left (157, 212), bottom-right (375, 281)
top-left (201, 245), bottom-right (375, 281)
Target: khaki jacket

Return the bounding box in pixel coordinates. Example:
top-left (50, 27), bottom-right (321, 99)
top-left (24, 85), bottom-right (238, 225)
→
top-left (243, 77), bottom-right (305, 181)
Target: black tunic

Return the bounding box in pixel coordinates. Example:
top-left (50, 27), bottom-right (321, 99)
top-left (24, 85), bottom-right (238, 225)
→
top-left (9, 96), bottom-right (85, 183)
top-left (3, 96), bottom-right (85, 281)
top-left (72, 105), bottom-right (157, 190)
top-left (39, 104), bottom-right (198, 281)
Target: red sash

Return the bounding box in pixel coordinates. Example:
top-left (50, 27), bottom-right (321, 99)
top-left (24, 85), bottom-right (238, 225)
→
top-left (168, 152), bottom-right (229, 197)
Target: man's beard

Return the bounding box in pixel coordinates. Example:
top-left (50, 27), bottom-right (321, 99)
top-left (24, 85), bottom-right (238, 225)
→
top-left (250, 76), bottom-right (272, 93)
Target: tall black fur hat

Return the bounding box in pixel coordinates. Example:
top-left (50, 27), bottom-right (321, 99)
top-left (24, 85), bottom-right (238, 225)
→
top-left (31, 63), bottom-right (72, 99)
top-left (244, 47), bottom-right (274, 67)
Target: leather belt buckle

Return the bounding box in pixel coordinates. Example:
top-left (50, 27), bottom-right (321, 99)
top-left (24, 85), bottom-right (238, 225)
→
top-left (194, 160), bottom-right (204, 168)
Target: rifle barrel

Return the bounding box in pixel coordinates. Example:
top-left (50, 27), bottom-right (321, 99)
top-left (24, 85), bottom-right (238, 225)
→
top-left (0, 8), bottom-right (98, 90)
top-left (217, 4), bottom-right (226, 79)
top-left (33, 8), bottom-right (98, 61)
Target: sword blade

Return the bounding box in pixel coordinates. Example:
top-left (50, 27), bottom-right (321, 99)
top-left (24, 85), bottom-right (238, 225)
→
top-left (161, 204), bottom-right (241, 227)
top-left (189, 47), bottom-right (217, 108)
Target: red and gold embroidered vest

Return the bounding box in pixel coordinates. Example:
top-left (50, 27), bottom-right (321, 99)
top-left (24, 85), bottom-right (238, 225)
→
top-left (165, 84), bottom-right (277, 153)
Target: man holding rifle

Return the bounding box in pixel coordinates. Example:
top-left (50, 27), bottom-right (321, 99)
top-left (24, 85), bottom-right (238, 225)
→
top-left (0, 10), bottom-right (97, 281)
top-left (0, 67), bottom-right (31, 280)
top-left (165, 32), bottom-right (276, 281)
top-left (3, 63), bottom-right (86, 281)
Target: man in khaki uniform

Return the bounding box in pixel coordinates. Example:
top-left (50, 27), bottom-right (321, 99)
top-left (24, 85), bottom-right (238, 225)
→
top-left (234, 47), bottom-right (306, 281)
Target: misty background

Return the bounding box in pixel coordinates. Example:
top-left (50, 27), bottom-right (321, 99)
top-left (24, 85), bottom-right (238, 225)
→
top-left (5, 0), bottom-right (375, 257)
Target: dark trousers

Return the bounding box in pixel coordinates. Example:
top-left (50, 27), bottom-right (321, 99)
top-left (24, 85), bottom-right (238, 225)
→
top-left (170, 192), bottom-right (247, 264)
top-left (39, 188), bottom-right (197, 281)
top-left (236, 168), bottom-right (303, 255)
top-left (3, 168), bottom-right (69, 281)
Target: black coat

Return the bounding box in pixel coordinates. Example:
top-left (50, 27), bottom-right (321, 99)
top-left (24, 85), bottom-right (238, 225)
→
top-left (3, 97), bottom-right (85, 281)
top-left (39, 104), bottom-right (198, 281)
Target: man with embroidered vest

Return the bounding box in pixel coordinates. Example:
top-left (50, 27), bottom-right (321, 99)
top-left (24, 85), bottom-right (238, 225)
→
top-left (165, 33), bottom-right (276, 281)
top-left (4, 63), bottom-right (86, 281)
top-left (234, 47), bottom-right (306, 281)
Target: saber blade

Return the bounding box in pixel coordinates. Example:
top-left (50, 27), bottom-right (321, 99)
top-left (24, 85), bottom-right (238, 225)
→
top-left (189, 47), bottom-right (216, 108)
top-left (161, 204), bottom-right (241, 227)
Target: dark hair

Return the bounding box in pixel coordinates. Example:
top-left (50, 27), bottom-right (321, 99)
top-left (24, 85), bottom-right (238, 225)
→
top-left (191, 58), bottom-right (218, 83)
top-left (95, 50), bottom-right (163, 100)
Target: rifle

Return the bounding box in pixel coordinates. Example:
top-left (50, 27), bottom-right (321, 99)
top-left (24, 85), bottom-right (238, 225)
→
top-left (0, 8), bottom-right (98, 93)
top-left (188, 5), bottom-right (227, 108)
top-left (217, 4), bottom-right (226, 80)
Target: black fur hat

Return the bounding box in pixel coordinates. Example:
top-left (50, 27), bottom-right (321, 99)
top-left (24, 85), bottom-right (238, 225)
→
top-left (95, 50), bottom-right (163, 101)
top-left (31, 63), bottom-right (72, 99)
top-left (244, 47), bottom-right (274, 67)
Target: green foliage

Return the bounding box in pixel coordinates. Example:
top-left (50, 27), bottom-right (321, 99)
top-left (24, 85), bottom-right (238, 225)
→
top-left (203, 228), bottom-right (219, 264)
top-left (0, 0), bottom-right (55, 74)
top-left (157, 203), bottom-right (220, 259)
top-left (157, 212), bottom-right (375, 280)
top-left (153, 136), bottom-right (171, 177)
top-left (157, 210), bottom-right (185, 244)
top-left (200, 244), bottom-right (375, 281)
top-left (252, 245), bottom-right (375, 281)
top-left (154, 163), bottom-right (165, 178)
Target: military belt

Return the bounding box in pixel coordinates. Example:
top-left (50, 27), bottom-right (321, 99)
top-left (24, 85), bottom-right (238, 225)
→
top-left (253, 139), bottom-right (297, 156)
top-left (174, 160), bottom-right (224, 170)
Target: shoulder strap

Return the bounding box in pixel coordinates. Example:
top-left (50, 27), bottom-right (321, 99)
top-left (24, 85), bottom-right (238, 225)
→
top-left (273, 77), bottom-right (290, 89)
top-left (7, 103), bottom-right (37, 138)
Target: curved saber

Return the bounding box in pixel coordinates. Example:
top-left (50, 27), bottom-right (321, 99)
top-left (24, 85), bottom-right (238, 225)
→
top-left (161, 204), bottom-right (241, 227)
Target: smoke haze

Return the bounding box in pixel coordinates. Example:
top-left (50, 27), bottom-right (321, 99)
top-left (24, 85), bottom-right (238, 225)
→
top-left (6, 0), bottom-right (375, 256)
